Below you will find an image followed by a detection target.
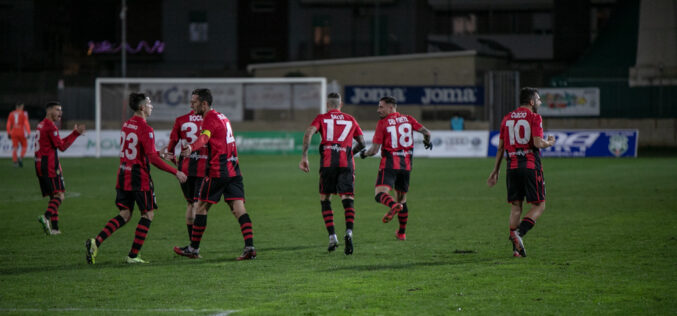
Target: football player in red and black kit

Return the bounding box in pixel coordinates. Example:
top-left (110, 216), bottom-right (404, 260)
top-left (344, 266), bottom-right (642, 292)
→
top-left (35, 101), bottom-right (85, 235)
top-left (163, 98), bottom-right (208, 246)
top-left (299, 92), bottom-right (365, 255)
top-left (174, 88), bottom-right (257, 261)
top-left (85, 93), bottom-right (187, 264)
top-left (360, 96), bottom-right (432, 241)
top-left (487, 87), bottom-right (555, 257)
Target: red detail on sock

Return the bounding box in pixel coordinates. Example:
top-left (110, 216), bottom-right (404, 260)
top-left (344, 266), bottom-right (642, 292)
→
top-left (321, 210), bottom-right (333, 216)
top-left (241, 228), bottom-right (253, 235)
top-left (240, 222), bottom-right (252, 229)
top-left (523, 217), bottom-right (535, 224)
top-left (135, 231), bottom-right (148, 238)
top-left (325, 222), bottom-right (334, 227)
top-left (133, 237), bottom-right (145, 244)
top-left (346, 218), bottom-right (354, 223)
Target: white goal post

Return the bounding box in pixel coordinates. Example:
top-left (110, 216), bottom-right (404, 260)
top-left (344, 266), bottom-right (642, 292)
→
top-left (94, 77), bottom-right (327, 158)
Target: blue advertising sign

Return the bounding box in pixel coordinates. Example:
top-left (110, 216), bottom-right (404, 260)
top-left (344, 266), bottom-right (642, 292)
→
top-left (345, 86), bottom-right (484, 105)
top-left (488, 130), bottom-right (638, 158)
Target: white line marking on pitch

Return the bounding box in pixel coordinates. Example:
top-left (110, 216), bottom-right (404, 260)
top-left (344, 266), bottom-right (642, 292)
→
top-left (0, 308), bottom-right (238, 315)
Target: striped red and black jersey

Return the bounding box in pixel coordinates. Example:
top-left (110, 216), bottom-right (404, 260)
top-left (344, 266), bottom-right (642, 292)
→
top-left (310, 109), bottom-right (363, 169)
top-left (499, 107), bottom-right (544, 170)
top-left (116, 116), bottom-right (159, 191)
top-left (373, 113), bottom-right (423, 171)
top-left (168, 111), bottom-right (208, 177)
top-left (34, 118), bottom-right (81, 177)
top-left (202, 109), bottom-right (240, 179)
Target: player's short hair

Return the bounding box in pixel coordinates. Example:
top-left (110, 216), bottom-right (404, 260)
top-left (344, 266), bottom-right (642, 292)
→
top-left (380, 96), bottom-right (397, 106)
top-left (45, 101), bottom-right (61, 110)
top-left (519, 87), bottom-right (539, 105)
top-left (128, 92), bottom-right (148, 112)
top-left (327, 92), bottom-right (341, 108)
top-left (192, 88), bottom-right (213, 106)
top-left (15, 101), bottom-right (24, 108)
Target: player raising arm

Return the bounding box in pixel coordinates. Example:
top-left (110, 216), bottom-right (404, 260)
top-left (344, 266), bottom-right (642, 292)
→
top-left (35, 101), bottom-right (85, 235)
top-left (85, 93), bottom-right (187, 264)
top-left (360, 96), bottom-right (432, 241)
top-left (487, 87), bottom-right (555, 257)
top-left (299, 92), bottom-right (365, 255)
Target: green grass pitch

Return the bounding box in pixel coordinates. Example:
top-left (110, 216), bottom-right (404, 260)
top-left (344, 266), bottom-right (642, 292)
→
top-left (1, 155), bottom-right (676, 315)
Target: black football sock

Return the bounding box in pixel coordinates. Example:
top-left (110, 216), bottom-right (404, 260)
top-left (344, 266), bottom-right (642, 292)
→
top-left (238, 213), bottom-right (254, 247)
top-left (518, 217), bottom-right (535, 236)
top-left (375, 192), bottom-right (397, 209)
top-left (341, 199), bottom-right (355, 232)
top-left (397, 203), bottom-right (409, 234)
top-left (46, 197), bottom-right (62, 230)
top-left (321, 200), bottom-right (335, 235)
top-left (128, 217), bottom-right (152, 258)
top-left (95, 215), bottom-right (127, 246)
top-left (187, 224), bottom-right (193, 241)
top-left (190, 214), bottom-right (207, 249)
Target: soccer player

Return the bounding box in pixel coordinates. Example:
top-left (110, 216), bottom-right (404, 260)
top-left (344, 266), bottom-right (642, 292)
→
top-left (163, 99), bottom-right (208, 247)
top-left (173, 88), bottom-right (257, 261)
top-left (487, 87), bottom-right (556, 257)
top-left (7, 102), bottom-right (31, 167)
top-left (360, 96), bottom-right (432, 241)
top-left (299, 92), bottom-right (365, 255)
top-left (35, 101), bottom-right (85, 235)
top-left (85, 93), bottom-right (187, 264)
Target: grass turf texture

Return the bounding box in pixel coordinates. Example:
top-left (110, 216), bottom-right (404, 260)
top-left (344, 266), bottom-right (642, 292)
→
top-left (0, 155), bottom-right (676, 315)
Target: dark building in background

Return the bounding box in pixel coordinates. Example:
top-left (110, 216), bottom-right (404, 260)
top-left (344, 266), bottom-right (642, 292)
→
top-left (0, 0), bottom-right (620, 119)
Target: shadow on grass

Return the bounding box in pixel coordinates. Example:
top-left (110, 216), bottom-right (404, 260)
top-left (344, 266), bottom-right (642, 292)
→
top-left (321, 254), bottom-right (502, 272)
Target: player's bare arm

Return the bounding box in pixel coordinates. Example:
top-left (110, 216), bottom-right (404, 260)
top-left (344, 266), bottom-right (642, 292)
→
top-left (360, 142), bottom-right (381, 159)
top-left (487, 138), bottom-right (505, 187)
top-left (299, 125), bottom-right (317, 173)
top-left (533, 135), bottom-right (556, 148)
top-left (351, 135), bottom-right (366, 156)
top-left (418, 126), bottom-right (433, 150)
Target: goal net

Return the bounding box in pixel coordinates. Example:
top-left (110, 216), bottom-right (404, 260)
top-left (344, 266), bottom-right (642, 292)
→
top-left (94, 77), bottom-right (327, 157)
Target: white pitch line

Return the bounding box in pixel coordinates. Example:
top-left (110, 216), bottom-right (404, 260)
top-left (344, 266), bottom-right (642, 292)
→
top-left (0, 308), bottom-right (238, 315)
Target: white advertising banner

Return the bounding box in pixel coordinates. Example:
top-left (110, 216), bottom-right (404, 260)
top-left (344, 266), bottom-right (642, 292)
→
top-left (0, 131), bottom-right (172, 158)
top-left (139, 83), bottom-right (244, 121)
top-left (537, 87), bottom-right (600, 117)
top-left (245, 84), bottom-right (322, 110)
top-left (2, 130), bottom-right (490, 158)
top-left (361, 130), bottom-right (489, 158)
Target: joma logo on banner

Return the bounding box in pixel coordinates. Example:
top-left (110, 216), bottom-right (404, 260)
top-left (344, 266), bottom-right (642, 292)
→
top-left (345, 86), bottom-right (483, 105)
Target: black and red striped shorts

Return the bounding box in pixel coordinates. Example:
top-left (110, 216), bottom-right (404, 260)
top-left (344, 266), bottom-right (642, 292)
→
top-left (115, 189), bottom-right (158, 213)
top-left (319, 167), bottom-right (355, 195)
top-left (506, 168), bottom-right (546, 204)
top-left (375, 168), bottom-right (410, 193)
top-left (37, 175), bottom-right (65, 197)
top-left (180, 176), bottom-right (204, 203)
top-left (199, 176), bottom-right (245, 204)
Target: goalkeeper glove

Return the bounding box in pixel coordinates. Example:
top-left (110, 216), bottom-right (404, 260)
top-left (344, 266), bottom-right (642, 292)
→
top-left (423, 140), bottom-right (433, 150)
top-left (358, 149), bottom-right (367, 159)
